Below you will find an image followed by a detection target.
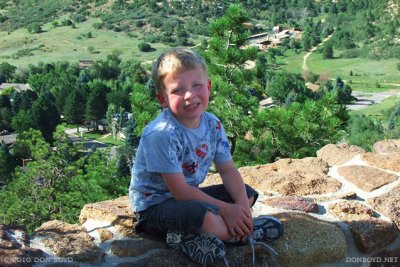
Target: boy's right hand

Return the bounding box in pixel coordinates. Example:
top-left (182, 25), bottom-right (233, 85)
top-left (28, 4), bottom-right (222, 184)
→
top-left (220, 203), bottom-right (252, 241)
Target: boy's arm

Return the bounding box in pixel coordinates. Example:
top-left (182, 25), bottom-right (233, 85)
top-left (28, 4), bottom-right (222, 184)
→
top-left (215, 160), bottom-right (253, 237)
top-left (161, 171), bottom-right (252, 239)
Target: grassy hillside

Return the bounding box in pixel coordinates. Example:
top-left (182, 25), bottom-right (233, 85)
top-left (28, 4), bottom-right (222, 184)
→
top-left (280, 49), bottom-right (400, 92)
top-left (0, 18), bottom-right (183, 68)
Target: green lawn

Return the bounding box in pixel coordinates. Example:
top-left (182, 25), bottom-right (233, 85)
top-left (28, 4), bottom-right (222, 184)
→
top-left (350, 96), bottom-right (400, 118)
top-left (82, 131), bottom-right (125, 146)
top-left (0, 18), bottom-right (175, 68)
top-left (280, 49), bottom-right (400, 92)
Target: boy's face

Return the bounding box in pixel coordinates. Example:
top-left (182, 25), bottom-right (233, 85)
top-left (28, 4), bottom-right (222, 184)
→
top-left (157, 67), bottom-right (211, 128)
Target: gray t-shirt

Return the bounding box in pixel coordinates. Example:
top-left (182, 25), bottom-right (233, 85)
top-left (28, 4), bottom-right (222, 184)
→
top-left (129, 108), bottom-right (232, 212)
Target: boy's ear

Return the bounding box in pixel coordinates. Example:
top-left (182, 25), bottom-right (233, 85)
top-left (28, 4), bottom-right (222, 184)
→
top-left (208, 79), bottom-right (212, 93)
top-left (156, 92), bottom-right (168, 107)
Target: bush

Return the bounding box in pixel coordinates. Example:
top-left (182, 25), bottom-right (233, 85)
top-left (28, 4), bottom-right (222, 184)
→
top-left (397, 62), bottom-right (400, 71)
top-left (341, 49), bottom-right (359, 59)
top-left (92, 22), bottom-right (104, 29)
top-left (138, 42), bottom-right (152, 52)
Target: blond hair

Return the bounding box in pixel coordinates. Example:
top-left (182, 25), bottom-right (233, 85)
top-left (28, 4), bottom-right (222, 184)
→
top-left (152, 48), bottom-right (208, 93)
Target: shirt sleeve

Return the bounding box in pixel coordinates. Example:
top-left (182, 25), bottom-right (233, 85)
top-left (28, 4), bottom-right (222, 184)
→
top-left (213, 121), bottom-right (232, 164)
top-left (141, 130), bottom-right (183, 173)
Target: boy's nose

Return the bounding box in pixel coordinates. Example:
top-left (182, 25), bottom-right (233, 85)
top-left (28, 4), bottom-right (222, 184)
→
top-left (184, 88), bottom-right (195, 99)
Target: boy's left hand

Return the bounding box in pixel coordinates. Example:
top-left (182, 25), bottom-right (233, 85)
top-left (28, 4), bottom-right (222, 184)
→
top-left (221, 203), bottom-right (252, 241)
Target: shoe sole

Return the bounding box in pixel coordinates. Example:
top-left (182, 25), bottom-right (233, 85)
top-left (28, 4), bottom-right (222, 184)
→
top-left (166, 232), bottom-right (226, 265)
top-left (253, 215), bottom-right (284, 241)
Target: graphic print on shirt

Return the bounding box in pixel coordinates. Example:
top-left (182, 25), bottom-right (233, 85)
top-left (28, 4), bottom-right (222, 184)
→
top-left (195, 143), bottom-right (208, 158)
top-left (182, 161), bottom-right (199, 174)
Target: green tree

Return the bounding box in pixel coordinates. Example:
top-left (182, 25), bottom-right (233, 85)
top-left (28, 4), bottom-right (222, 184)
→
top-left (205, 4), bottom-right (259, 155)
top-left (85, 80), bottom-right (110, 130)
top-left (29, 92), bottom-right (61, 142)
top-left (253, 92), bottom-right (348, 160)
top-left (267, 72), bottom-right (313, 106)
top-left (207, 4), bottom-right (258, 85)
top-left (89, 51), bottom-right (121, 80)
top-left (0, 62), bottom-right (17, 83)
top-left (334, 77), bottom-right (353, 104)
top-left (323, 42), bottom-right (334, 59)
top-left (27, 22), bottom-right (42, 33)
top-left (138, 42), bottom-right (152, 52)
top-left (19, 90), bottom-right (38, 111)
top-left (0, 107), bottom-right (13, 131)
top-left (12, 128), bottom-right (50, 162)
top-left (0, 143), bottom-right (16, 186)
top-left (347, 115), bottom-right (383, 151)
top-left (130, 83), bottom-right (160, 136)
top-left (64, 88), bottom-right (86, 132)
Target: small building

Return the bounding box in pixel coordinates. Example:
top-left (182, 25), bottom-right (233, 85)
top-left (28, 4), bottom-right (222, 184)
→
top-left (0, 83), bottom-right (31, 93)
top-left (273, 25), bottom-right (282, 33)
top-left (79, 60), bottom-right (94, 69)
top-left (0, 133), bottom-right (18, 147)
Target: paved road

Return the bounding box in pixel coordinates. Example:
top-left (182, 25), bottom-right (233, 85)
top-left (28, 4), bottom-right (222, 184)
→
top-left (347, 91), bottom-right (400, 110)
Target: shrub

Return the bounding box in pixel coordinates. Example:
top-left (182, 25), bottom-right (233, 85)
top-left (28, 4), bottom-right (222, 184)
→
top-left (138, 42), bottom-right (152, 52)
top-left (341, 49), bottom-right (359, 59)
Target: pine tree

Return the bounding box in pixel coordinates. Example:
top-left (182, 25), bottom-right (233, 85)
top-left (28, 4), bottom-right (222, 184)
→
top-left (64, 88), bottom-right (86, 132)
top-left (0, 143), bottom-right (16, 186)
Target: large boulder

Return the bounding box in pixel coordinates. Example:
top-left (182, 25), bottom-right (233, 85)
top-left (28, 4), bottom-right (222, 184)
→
top-left (316, 143), bottom-right (366, 165)
top-left (237, 158), bottom-right (341, 195)
top-left (32, 220), bottom-right (105, 263)
top-left (271, 212), bottom-right (347, 267)
top-left (79, 196), bottom-right (136, 238)
top-left (337, 165), bottom-right (398, 192)
top-left (0, 225), bottom-right (44, 267)
top-left (373, 139), bottom-right (400, 153)
top-left (361, 152), bottom-right (400, 172)
top-left (328, 201), bottom-right (399, 253)
top-left (369, 185), bottom-right (400, 229)
top-left (113, 241), bottom-right (279, 267)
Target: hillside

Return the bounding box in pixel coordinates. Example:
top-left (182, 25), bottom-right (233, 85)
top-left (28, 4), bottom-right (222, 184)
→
top-left (0, 0), bottom-right (399, 71)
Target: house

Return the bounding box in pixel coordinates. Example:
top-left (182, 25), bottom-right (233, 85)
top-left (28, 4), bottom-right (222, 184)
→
top-left (0, 133), bottom-right (18, 146)
top-left (79, 60), bottom-right (94, 69)
top-left (0, 83), bottom-right (31, 93)
top-left (273, 25), bottom-right (282, 33)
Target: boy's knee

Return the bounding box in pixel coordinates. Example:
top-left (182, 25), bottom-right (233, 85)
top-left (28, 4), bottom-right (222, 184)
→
top-left (201, 211), bottom-right (231, 241)
top-left (202, 211), bottom-right (222, 228)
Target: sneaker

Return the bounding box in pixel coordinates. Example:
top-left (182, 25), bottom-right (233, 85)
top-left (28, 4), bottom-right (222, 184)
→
top-left (166, 231), bottom-right (226, 266)
top-left (247, 216), bottom-right (283, 265)
top-left (251, 215), bottom-right (284, 241)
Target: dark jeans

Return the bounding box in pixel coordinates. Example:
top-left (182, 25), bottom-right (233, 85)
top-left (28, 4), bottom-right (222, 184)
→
top-left (135, 184), bottom-right (258, 238)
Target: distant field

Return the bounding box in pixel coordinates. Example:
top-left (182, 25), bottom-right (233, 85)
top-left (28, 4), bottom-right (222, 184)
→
top-left (350, 96), bottom-right (400, 118)
top-left (0, 18), bottom-right (180, 68)
top-left (280, 49), bottom-right (400, 92)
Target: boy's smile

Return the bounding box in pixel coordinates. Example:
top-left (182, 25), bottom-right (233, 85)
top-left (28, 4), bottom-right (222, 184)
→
top-left (157, 67), bottom-right (211, 128)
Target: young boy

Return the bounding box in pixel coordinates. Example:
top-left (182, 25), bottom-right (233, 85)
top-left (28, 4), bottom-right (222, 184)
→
top-left (129, 48), bottom-right (283, 266)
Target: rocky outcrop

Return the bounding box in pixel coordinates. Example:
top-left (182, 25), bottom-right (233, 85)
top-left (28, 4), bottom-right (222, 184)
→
top-left (234, 157), bottom-right (342, 195)
top-left (328, 201), bottom-right (398, 253)
top-left (369, 185), bottom-right (400, 229)
top-left (0, 225), bottom-right (44, 267)
top-left (1, 139), bottom-right (399, 267)
top-left (337, 165), bottom-right (398, 192)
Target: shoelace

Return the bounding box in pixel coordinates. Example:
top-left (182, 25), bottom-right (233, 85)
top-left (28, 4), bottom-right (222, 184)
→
top-left (248, 237), bottom-right (278, 267)
top-left (219, 238), bottom-right (278, 267)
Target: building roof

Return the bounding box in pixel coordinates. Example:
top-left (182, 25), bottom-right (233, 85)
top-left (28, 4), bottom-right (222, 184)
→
top-left (0, 133), bottom-right (18, 145)
top-left (0, 83), bottom-right (31, 92)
